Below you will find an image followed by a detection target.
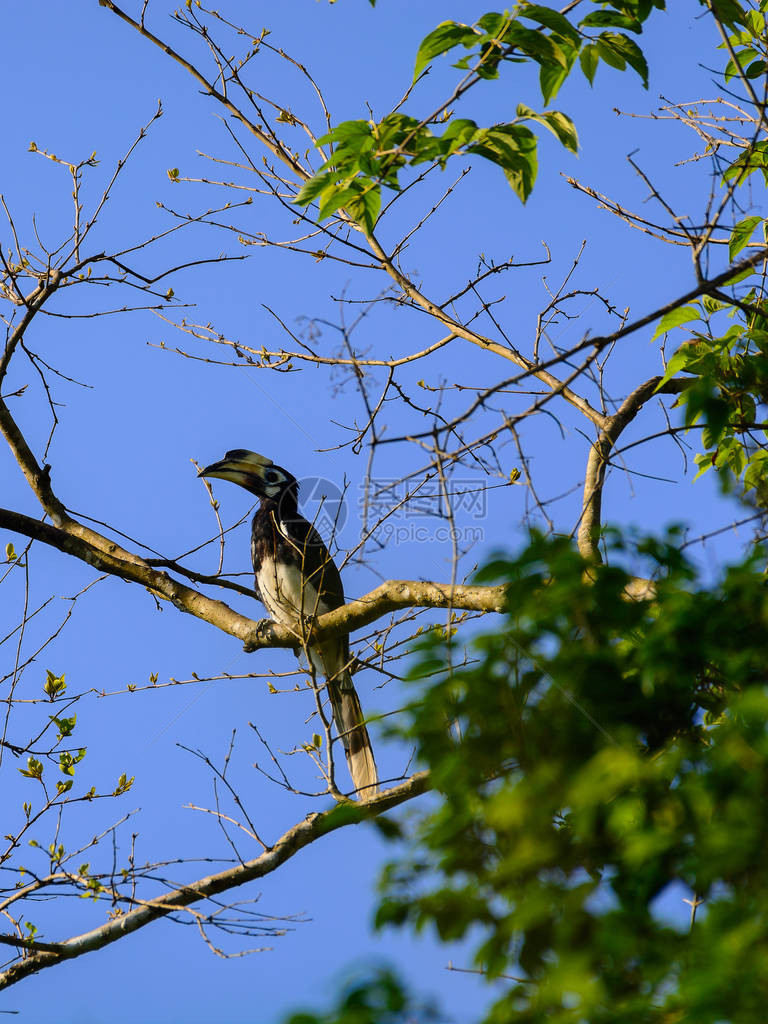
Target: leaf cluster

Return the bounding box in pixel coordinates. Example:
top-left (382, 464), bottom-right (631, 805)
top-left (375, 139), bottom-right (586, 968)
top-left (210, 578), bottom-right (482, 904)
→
top-left (373, 531), bottom-right (768, 1022)
top-left (295, 1), bottom-right (667, 223)
top-left (654, 269), bottom-right (768, 501)
top-left (297, 107), bottom-right (575, 220)
top-left (721, 3), bottom-right (768, 83)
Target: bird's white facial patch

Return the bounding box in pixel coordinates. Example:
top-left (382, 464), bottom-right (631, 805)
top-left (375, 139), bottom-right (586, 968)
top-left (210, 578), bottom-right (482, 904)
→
top-left (261, 467), bottom-right (289, 499)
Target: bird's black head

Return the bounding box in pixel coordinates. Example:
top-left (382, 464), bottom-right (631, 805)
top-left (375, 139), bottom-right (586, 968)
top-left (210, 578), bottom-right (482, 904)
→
top-left (198, 450), bottom-right (298, 505)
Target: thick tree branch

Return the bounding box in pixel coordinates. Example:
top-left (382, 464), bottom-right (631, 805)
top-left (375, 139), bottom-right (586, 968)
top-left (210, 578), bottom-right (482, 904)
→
top-left (246, 579), bottom-right (509, 651)
top-left (0, 506), bottom-right (261, 638)
top-left (0, 507), bottom-right (507, 649)
top-left (0, 770), bottom-right (429, 991)
top-left (578, 376), bottom-right (691, 560)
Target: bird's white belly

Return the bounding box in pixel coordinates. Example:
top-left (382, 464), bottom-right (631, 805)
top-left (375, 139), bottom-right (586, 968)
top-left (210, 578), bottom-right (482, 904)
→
top-left (257, 556), bottom-right (332, 627)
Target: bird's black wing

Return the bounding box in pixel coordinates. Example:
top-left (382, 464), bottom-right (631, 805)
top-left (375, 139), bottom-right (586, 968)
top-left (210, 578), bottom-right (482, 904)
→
top-left (277, 512), bottom-right (346, 611)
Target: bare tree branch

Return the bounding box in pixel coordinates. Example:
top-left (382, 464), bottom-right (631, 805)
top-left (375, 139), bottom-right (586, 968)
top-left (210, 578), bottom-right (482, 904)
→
top-left (0, 770), bottom-right (429, 991)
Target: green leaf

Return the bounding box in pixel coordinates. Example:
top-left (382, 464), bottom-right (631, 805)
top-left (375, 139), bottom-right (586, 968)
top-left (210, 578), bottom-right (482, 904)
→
top-left (539, 64), bottom-right (567, 104)
top-left (293, 171), bottom-right (336, 208)
top-left (723, 140), bottom-right (768, 185)
top-left (316, 120), bottom-right (372, 147)
top-left (725, 47), bottom-right (759, 82)
top-left (538, 39), bottom-right (577, 103)
top-left (580, 10), bottom-right (642, 32)
top-left (518, 3), bottom-right (581, 46)
top-left (468, 124), bottom-right (538, 202)
top-left (5, 542), bottom-right (16, 561)
top-left (597, 32), bottom-right (649, 86)
top-left (509, 25), bottom-right (569, 69)
top-left (113, 772), bottom-right (135, 796)
top-left (477, 11), bottom-right (515, 36)
top-left (747, 327), bottom-right (768, 350)
top-left (317, 185), bottom-right (363, 221)
top-left (744, 450), bottom-right (768, 491)
top-left (685, 384), bottom-right (730, 433)
top-left (413, 21), bottom-right (478, 79)
top-left (20, 757), bottom-right (43, 780)
top-left (651, 305), bottom-right (702, 341)
top-left (542, 111), bottom-right (579, 152)
top-left (596, 35), bottom-right (626, 70)
top-left (43, 670), bottom-right (66, 700)
top-left (516, 104), bottom-right (578, 153)
top-left (715, 435), bottom-right (747, 475)
top-left (693, 451), bottom-right (715, 480)
top-left (51, 714), bottom-right (76, 738)
top-left (745, 9), bottom-right (766, 37)
top-left (709, 0), bottom-right (748, 28)
top-left (654, 346), bottom-right (692, 389)
top-left (702, 295), bottom-right (729, 315)
top-left (354, 183), bottom-right (382, 233)
top-left (440, 118), bottom-right (480, 151)
top-left (729, 215), bottom-right (762, 261)
top-left (579, 43), bottom-right (600, 84)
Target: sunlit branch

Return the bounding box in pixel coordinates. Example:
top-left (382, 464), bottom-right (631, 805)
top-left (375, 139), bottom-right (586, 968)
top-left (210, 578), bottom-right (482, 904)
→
top-left (0, 770), bottom-right (429, 990)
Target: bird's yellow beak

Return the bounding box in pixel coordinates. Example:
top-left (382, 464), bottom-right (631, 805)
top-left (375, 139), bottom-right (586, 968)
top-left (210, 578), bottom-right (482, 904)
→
top-left (198, 449), bottom-right (273, 486)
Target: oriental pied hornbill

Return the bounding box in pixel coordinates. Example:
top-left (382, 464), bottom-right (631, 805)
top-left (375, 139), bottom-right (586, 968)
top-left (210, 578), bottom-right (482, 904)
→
top-left (198, 450), bottom-right (379, 796)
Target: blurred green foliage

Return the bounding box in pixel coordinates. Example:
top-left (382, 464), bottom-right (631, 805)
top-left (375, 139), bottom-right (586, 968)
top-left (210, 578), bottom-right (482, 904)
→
top-left (285, 531), bottom-right (768, 1022)
top-left (373, 531), bottom-right (768, 1021)
top-left (285, 969), bottom-right (439, 1024)
top-left (295, 1), bottom-right (670, 221)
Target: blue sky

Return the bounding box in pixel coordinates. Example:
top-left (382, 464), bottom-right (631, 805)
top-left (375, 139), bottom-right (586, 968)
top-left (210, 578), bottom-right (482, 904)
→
top-left (0, 2), bottom-right (749, 1021)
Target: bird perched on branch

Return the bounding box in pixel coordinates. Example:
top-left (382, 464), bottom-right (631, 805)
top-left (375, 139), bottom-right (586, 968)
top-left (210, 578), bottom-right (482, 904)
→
top-left (198, 449), bottom-right (379, 797)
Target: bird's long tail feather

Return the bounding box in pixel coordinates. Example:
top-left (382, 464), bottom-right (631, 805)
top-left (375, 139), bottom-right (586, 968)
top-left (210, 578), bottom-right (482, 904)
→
top-left (328, 673), bottom-right (379, 797)
top-left (311, 641), bottom-right (379, 797)
top-left (331, 679), bottom-right (380, 798)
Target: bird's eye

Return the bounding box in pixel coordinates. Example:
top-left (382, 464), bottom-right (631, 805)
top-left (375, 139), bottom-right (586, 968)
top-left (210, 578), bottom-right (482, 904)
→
top-left (264, 469), bottom-right (280, 484)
